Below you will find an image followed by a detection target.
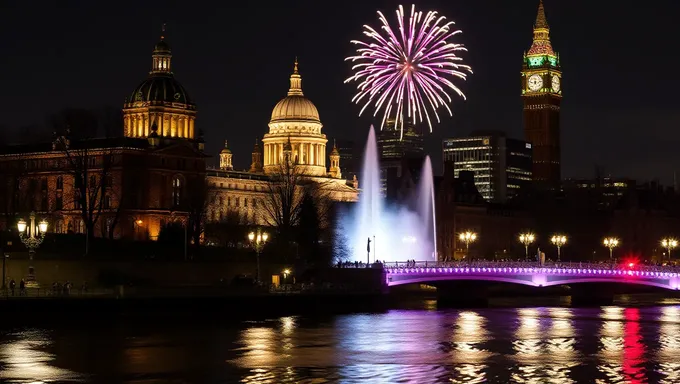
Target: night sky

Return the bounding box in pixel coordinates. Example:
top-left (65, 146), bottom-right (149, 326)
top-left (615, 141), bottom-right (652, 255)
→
top-left (1, 1), bottom-right (678, 183)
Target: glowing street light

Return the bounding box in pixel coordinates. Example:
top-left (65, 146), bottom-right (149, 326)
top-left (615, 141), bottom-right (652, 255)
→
top-left (17, 212), bottom-right (47, 284)
top-left (661, 238), bottom-right (678, 260)
top-left (519, 232), bottom-right (535, 261)
top-left (458, 231), bottom-right (477, 258)
top-left (551, 235), bottom-right (567, 261)
top-left (603, 237), bottom-right (619, 260)
top-left (248, 229), bottom-right (269, 283)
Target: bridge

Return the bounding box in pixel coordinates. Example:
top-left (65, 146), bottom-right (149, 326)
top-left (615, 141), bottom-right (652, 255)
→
top-left (382, 261), bottom-right (680, 290)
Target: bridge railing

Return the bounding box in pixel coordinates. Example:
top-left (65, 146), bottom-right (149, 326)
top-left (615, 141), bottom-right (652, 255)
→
top-left (379, 261), bottom-right (680, 273)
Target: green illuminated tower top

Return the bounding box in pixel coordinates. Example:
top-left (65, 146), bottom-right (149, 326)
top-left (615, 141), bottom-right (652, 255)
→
top-left (522, 0), bottom-right (561, 96)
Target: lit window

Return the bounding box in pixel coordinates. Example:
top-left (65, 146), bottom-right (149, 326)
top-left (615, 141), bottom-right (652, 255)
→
top-left (172, 177), bottom-right (182, 207)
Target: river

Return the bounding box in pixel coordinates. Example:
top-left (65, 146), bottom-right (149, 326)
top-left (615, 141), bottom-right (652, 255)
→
top-left (2, 296), bottom-right (680, 383)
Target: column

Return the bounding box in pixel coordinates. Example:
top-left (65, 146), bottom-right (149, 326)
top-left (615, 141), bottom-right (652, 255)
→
top-left (189, 118), bottom-right (195, 139)
top-left (144, 115), bottom-right (149, 137)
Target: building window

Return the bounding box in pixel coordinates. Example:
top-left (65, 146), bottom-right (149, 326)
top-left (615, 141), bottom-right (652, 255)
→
top-left (103, 195), bottom-right (111, 209)
top-left (74, 191), bottom-right (81, 209)
top-left (55, 220), bottom-right (63, 234)
top-left (172, 177), bottom-right (182, 207)
top-left (55, 193), bottom-right (63, 210)
top-left (236, 197), bottom-right (240, 207)
top-left (41, 178), bottom-right (48, 191)
top-left (105, 218), bottom-right (113, 235)
top-left (244, 198), bottom-right (248, 207)
top-left (89, 175), bottom-right (97, 188)
top-left (56, 176), bottom-right (63, 190)
top-left (41, 195), bottom-right (48, 211)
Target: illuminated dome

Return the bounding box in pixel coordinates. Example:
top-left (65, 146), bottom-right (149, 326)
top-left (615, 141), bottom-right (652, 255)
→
top-left (270, 96), bottom-right (320, 124)
top-left (123, 28), bottom-right (197, 140)
top-left (269, 61), bottom-right (320, 124)
top-left (262, 60), bottom-right (328, 177)
top-left (129, 76), bottom-right (193, 105)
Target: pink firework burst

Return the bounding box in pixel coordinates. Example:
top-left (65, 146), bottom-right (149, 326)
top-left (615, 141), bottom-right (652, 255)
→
top-left (345, 4), bottom-right (472, 137)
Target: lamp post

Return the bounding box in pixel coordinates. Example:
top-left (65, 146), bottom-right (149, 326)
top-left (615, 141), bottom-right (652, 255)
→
top-left (458, 231), bottom-right (477, 259)
top-left (661, 238), bottom-right (678, 261)
top-left (550, 235), bottom-right (567, 261)
top-left (519, 233), bottom-right (535, 261)
top-left (603, 237), bottom-right (619, 260)
top-left (248, 229), bottom-right (268, 284)
top-left (17, 212), bottom-right (47, 284)
top-left (282, 268), bottom-right (291, 283)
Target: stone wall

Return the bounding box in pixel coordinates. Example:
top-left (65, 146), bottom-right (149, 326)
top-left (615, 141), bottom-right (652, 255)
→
top-left (2, 258), bottom-right (287, 287)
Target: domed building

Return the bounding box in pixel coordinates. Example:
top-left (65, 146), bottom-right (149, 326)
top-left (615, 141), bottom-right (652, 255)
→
top-left (263, 60), bottom-right (328, 177)
top-left (123, 31), bottom-right (196, 139)
top-left (205, 60), bottom-right (358, 228)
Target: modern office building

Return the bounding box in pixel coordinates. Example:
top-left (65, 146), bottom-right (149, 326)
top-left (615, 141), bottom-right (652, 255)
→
top-left (377, 119), bottom-right (425, 198)
top-left (335, 139), bottom-right (359, 183)
top-left (443, 131), bottom-right (532, 202)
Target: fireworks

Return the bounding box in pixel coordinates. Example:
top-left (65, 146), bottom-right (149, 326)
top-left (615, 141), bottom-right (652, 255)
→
top-left (345, 4), bottom-right (472, 137)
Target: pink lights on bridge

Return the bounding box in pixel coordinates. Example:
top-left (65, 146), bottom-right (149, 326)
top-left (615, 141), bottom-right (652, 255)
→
top-left (385, 266), bottom-right (679, 279)
top-left (384, 264), bottom-right (680, 290)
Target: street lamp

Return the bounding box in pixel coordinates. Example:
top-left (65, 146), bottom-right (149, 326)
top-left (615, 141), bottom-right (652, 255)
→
top-left (603, 237), bottom-right (619, 260)
top-left (661, 238), bottom-right (678, 260)
top-left (550, 235), bottom-right (567, 261)
top-left (519, 232), bottom-right (535, 261)
top-left (458, 231), bottom-right (477, 259)
top-left (283, 268), bottom-right (291, 283)
top-left (248, 229), bottom-right (269, 283)
top-left (17, 212), bottom-right (47, 284)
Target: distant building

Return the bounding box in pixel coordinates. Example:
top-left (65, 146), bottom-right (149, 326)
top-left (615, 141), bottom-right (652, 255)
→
top-left (562, 176), bottom-right (636, 209)
top-left (443, 131), bottom-right (532, 202)
top-left (335, 139), bottom-right (359, 183)
top-left (377, 120), bottom-right (425, 199)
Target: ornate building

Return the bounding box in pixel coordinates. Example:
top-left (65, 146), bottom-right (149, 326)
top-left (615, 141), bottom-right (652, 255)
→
top-left (0, 31), bottom-right (206, 241)
top-left (0, 33), bottom-right (357, 242)
top-left (123, 28), bottom-right (197, 140)
top-left (206, 60), bottom-right (358, 226)
top-left (521, 0), bottom-right (562, 189)
top-left (262, 60), bottom-right (328, 177)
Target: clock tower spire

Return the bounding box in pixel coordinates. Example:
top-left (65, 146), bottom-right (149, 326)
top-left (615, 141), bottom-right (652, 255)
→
top-left (522, 0), bottom-right (562, 189)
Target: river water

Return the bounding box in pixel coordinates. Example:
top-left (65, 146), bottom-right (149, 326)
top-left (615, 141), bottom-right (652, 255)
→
top-left (2, 297), bottom-right (680, 383)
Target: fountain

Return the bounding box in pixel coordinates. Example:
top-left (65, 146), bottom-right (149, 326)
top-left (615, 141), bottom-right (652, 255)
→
top-left (339, 125), bottom-right (438, 263)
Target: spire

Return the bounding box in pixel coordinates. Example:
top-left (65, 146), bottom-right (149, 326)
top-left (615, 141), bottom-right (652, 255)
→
top-left (288, 58), bottom-right (304, 96)
top-left (534, 0), bottom-right (549, 29)
top-left (220, 139), bottom-right (231, 154)
top-left (151, 23), bottom-right (172, 74)
top-left (527, 0), bottom-right (555, 57)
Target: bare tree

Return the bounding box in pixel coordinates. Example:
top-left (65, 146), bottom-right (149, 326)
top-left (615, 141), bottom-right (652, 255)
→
top-left (51, 109), bottom-right (116, 255)
top-left (186, 175), bottom-right (211, 258)
top-left (261, 160), bottom-right (309, 238)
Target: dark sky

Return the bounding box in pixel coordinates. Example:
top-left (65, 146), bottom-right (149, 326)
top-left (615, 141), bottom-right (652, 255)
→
top-left (1, 0), bottom-right (679, 183)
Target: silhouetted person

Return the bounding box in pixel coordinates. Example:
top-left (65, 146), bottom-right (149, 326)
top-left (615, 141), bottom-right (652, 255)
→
top-left (9, 279), bottom-right (15, 296)
top-left (19, 279), bottom-right (25, 296)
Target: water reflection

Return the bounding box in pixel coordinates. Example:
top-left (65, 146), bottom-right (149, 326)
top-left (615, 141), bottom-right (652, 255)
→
top-left (3, 304), bottom-right (680, 383)
top-left (0, 330), bottom-right (84, 382)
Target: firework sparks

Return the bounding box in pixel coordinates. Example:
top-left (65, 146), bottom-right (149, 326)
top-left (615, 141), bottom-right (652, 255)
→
top-left (345, 4), bottom-right (472, 137)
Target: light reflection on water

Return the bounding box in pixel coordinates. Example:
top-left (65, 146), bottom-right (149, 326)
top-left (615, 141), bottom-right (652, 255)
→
top-left (3, 305), bottom-right (680, 382)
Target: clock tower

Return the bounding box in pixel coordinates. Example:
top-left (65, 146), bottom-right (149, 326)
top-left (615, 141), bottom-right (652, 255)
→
top-left (522, 0), bottom-right (562, 189)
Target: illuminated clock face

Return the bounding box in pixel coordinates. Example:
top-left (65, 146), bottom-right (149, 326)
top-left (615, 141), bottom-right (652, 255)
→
top-left (528, 74), bottom-right (543, 91)
top-left (551, 75), bottom-right (561, 92)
